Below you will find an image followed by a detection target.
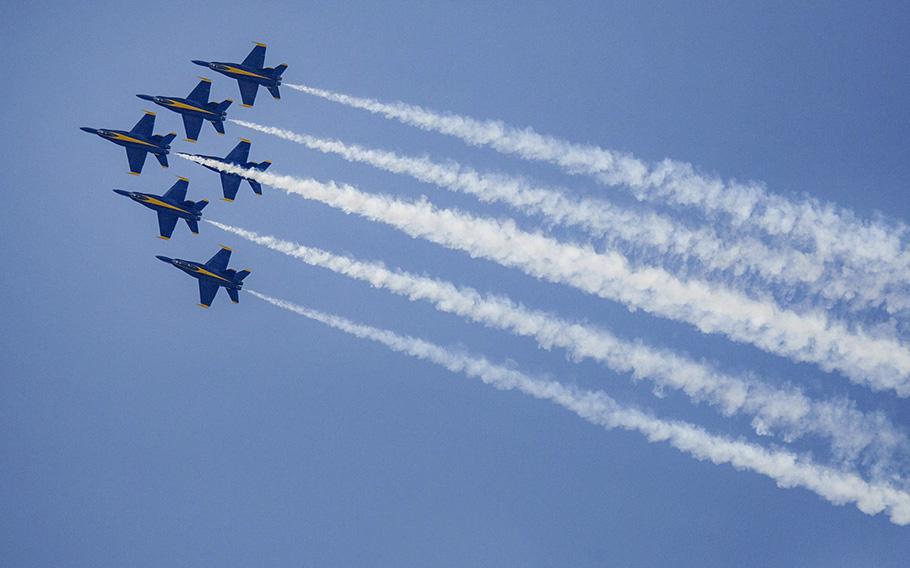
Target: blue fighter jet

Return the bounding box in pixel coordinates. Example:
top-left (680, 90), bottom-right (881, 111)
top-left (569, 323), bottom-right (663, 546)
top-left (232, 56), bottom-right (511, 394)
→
top-left (157, 246), bottom-right (251, 308)
top-left (114, 177), bottom-right (208, 240)
top-left (193, 42), bottom-right (287, 108)
top-left (81, 111), bottom-right (176, 175)
top-left (137, 78), bottom-right (232, 143)
top-left (183, 138), bottom-right (271, 202)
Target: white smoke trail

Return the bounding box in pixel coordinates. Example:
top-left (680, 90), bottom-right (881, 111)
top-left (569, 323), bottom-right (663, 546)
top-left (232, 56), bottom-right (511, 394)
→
top-left (231, 120), bottom-right (841, 306)
top-left (285, 83), bottom-right (910, 314)
top-left (179, 154), bottom-right (910, 394)
top-left (248, 289), bottom-right (910, 525)
top-left (210, 220), bottom-right (908, 473)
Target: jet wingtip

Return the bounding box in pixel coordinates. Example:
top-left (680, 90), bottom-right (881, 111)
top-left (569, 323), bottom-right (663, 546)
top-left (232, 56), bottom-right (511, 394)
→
top-left (254, 41), bottom-right (267, 47)
top-left (241, 104), bottom-right (254, 108)
top-left (128, 171), bottom-right (141, 176)
top-left (177, 176), bottom-right (190, 182)
top-left (157, 236), bottom-right (171, 240)
top-left (239, 137), bottom-right (251, 143)
top-left (219, 244), bottom-right (233, 251)
top-left (184, 138), bottom-right (198, 143)
top-left (197, 303), bottom-right (210, 309)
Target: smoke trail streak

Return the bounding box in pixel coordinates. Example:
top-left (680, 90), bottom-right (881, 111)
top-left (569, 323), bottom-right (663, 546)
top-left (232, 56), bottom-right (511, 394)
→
top-left (210, 220), bottom-right (908, 473)
top-left (179, 153), bottom-right (910, 394)
top-left (248, 289), bottom-right (910, 525)
top-left (285, 83), bottom-right (910, 314)
top-left (231, 120), bottom-right (845, 307)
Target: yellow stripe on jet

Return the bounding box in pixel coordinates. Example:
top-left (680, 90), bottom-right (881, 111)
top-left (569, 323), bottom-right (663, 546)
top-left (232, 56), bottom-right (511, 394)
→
top-left (192, 266), bottom-right (232, 283)
top-left (223, 66), bottom-right (269, 79)
top-left (164, 99), bottom-right (215, 115)
top-left (108, 133), bottom-right (157, 147)
top-left (141, 196), bottom-right (191, 214)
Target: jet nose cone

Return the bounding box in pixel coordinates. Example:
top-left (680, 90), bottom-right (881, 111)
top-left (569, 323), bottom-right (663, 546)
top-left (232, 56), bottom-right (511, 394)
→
top-left (112, 189), bottom-right (131, 197)
top-left (192, 60), bottom-right (209, 67)
top-left (156, 255), bottom-right (173, 263)
top-left (80, 127), bottom-right (97, 134)
top-left (136, 94), bottom-right (155, 101)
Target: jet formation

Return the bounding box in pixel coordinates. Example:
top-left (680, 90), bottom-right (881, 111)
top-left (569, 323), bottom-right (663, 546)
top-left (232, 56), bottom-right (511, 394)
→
top-left (83, 42), bottom-right (288, 306)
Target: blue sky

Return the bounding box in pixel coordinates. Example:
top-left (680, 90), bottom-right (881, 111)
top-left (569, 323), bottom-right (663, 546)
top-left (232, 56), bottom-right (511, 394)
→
top-left (2, 1), bottom-right (910, 566)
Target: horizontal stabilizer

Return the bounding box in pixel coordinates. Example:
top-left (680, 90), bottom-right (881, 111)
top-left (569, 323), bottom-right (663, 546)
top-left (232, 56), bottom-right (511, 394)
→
top-left (267, 85), bottom-right (281, 100)
top-left (155, 153), bottom-right (169, 168)
top-left (270, 64), bottom-right (288, 78)
top-left (191, 199), bottom-right (209, 213)
top-left (227, 288), bottom-right (240, 304)
top-left (212, 120), bottom-right (226, 135)
top-left (234, 269), bottom-right (252, 282)
top-left (185, 219), bottom-right (199, 234)
top-left (255, 160), bottom-right (271, 171)
top-left (248, 180), bottom-right (262, 195)
top-left (215, 99), bottom-right (233, 113)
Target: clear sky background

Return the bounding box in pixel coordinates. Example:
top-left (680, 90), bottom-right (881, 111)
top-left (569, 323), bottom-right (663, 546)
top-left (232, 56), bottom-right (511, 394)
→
top-left (2, 1), bottom-right (910, 566)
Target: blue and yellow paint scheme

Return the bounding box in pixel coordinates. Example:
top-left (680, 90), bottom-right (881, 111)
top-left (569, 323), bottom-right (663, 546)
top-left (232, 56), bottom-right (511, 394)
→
top-left (113, 177), bottom-right (208, 240)
top-left (193, 42), bottom-right (287, 108)
top-left (81, 112), bottom-right (176, 175)
top-left (156, 245), bottom-right (251, 308)
top-left (183, 138), bottom-right (271, 202)
top-left (137, 78), bottom-right (232, 143)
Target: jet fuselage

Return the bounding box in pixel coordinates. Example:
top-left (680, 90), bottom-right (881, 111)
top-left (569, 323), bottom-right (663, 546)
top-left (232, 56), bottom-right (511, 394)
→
top-left (137, 95), bottom-right (225, 121)
top-left (194, 60), bottom-right (281, 88)
top-left (156, 256), bottom-right (242, 290)
top-left (113, 190), bottom-right (201, 221)
top-left (80, 127), bottom-right (170, 155)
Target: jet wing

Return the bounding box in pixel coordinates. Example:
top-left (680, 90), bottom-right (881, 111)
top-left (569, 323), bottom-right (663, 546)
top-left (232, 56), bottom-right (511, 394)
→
top-left (187, 78), bottom-right (212, 103)
top-left (182, 114), bottom-right (204, 142)
top-left (130, 112), bottom-right (156, 136)
top-left (242, 43), bottom-right (267, 68)
top-left (198, 280), bottom-right (219, 308)
top-left (219, 173), bottom-right (242, 201)
top-left (162, 178), bottom-right (189, 202)
top-left (125, 147), bottom-right (148, 175)
top-left (205, 246), bottom-right (232, 271)
top-left (225, 140), bottom-right (251, 163)
top-left (156, 211), bottom-right (179, 239)
top-left (237, 79), bottom-right (259, 107)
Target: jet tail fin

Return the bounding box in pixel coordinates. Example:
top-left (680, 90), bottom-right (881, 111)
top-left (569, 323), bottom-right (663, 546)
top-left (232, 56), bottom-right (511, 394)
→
top-left (215, 99), bottom-right (233, 113)
top-left (234, 269), bottom-right (252, 282)
top-left (185, 219), bottom-right (199, 234)
top-left (157, 132), bottom-right (177, 146)
top-left (191, 199), bottom-right (209, 213)
top-left (270, 64), bottom-right (288, 78)
top-left (212, 120), bottom-right (226, 135)
top-left (248, 180), bottom-right (263, 195)
top-left (267, 85), bottom-right (281, 100)
top-left (255, 160), bottom-right (272, 171)
top-left (155, 153), bottom-right (169, 168)
top-left (227, 288), bottom-right (240, 304)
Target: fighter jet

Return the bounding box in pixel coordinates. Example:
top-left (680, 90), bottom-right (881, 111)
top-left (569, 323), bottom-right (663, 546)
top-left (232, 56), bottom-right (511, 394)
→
top-left (137, 78), bottom-right (233, 143)
top-left (81, 111), bottom-right (176, 175)
top-left (193, 43), bottom-right (287, 108)
top-left (156, 246), bottom-right (251, 308)
top-left (183, 138), bottom-right (271, 202)
top-left (113, 177), bottom-right (208, 240)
